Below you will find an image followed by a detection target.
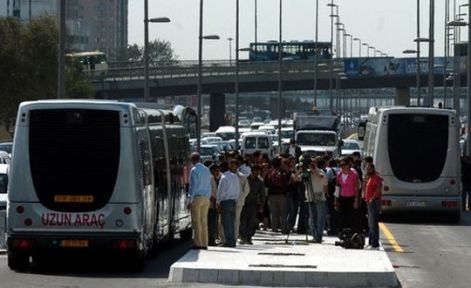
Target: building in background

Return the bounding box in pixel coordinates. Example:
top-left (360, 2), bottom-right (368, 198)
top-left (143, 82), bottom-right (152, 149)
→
top-left (2, 0), bottom-right (128, 61)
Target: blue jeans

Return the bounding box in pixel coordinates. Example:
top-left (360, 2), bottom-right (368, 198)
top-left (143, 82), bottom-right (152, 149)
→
top-left (221, 200), bottom-right (237, 247)
top-left (367, 199), bottom-right (381, 247)
top-left (307, 201), bottom-right (327, 242)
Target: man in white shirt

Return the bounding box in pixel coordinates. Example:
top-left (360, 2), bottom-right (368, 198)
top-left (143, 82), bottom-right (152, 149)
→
top-left (217, 159), bottom-right (241, 247)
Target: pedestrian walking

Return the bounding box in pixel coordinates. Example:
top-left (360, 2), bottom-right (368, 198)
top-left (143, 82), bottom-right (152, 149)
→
top-left (363, 163), bottom-right (383, 249)
top-left (239, 165), bottom-right (265, 244)
top-left (217, 159), bottom-right (241, 247)
top-left (235, 158), bottom-right (251, 241)
top-left (299, 157), bottom-right (328, 243)
top-left (187, 153), bottom-right (212, 249)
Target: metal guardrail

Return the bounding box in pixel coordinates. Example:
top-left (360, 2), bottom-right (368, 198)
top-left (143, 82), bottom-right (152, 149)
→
top-left (90, 60), bottom-right (343, 82)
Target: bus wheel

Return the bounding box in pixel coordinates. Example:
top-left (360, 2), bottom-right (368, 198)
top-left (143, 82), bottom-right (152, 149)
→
top-left (180, 227), bottom-right (192, 241)
top-left (8, 253), bottom-right (30, 272)
top-left (447, 211), bottom-right (461, 223)
top-left (146, 234), bottom-right (159, 259)
top-left (129, 250), bottom-right (145, 272)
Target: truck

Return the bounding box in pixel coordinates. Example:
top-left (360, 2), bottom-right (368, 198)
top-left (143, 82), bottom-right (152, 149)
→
top-left (293, 112), bottom-right (343, 158)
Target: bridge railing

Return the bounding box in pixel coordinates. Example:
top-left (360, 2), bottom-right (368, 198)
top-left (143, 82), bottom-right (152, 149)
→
top-left (92, 60), bottom-right (343, 82)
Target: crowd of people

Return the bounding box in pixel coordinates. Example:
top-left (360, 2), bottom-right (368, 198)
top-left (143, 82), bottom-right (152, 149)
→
top-left (186, 146), bottom-right (384, 250)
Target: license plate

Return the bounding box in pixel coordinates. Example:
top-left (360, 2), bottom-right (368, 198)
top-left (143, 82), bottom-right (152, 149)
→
top-left (406, 200), bottom-right (427, 207)
top-left (61, 240), bottom-right (89, 248)
top-left (54, 195), bottom-right (94, 203)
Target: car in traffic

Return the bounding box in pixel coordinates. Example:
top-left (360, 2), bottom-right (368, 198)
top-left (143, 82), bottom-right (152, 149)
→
top-left (341, 139), bottom-right (362, 157)
top-left (0, 141), bottom-right (12, 154)
top-left (0, 151), bottom-right (11, 165)
top-left (0, 164), bottom-right (8, 210)
top-left (200, 144), bottom-right (221, 163)
top-left (201, 136), bottom-right (223, 144)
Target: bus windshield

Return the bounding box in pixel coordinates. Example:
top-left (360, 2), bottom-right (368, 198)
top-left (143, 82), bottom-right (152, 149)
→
top-left (297, 132), bottom-right (336, 146)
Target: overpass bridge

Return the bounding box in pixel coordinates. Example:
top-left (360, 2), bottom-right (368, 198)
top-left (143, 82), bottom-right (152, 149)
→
top-left (90, 57), bottom-right (463, 129)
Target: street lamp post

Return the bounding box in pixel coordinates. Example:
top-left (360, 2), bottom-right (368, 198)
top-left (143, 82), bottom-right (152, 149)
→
top-left (144, 0), bottom-right (170, 103)
top-left (235, 0), bottom-right (240, 149)
top-left (314, 0), bottom-right (319, 108)
top-left (467, 1), bottom-right (471, 156)
top-left (196, 0), bottom-right (219, 152)
top-left (353, 37), bottom-right (361, 57)
top-left (345, 34), bottom-right (353, 58)
top-left (227, 37), bottom-right (233, 65)
top-left (278, 0), bottom-right (283, 152)
top-left (448, 19), bottom-right (466, 113)
top-left (362, 43), bottom-right (369, 57)
top-left (335, 22), bottom-right (343, 59)
top-left (369, 46), bottom-right (375, 57)
top-left (426, 0), bottom-right (435, 108)
top-left (328, 1), bottom-right (338, 113)
top-left (58, 0), bottom-right (65, 99)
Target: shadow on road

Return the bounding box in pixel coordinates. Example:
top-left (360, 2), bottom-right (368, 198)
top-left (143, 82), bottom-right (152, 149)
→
top-left (27, 238), bottom-right (192, 279)
top-left (381, 210), bottom-right (471, 226)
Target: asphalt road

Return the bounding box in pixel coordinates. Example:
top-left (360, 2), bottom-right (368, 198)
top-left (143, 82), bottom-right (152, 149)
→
top-left (382, 211), bottom-right (471, 288)
top-left (1, 212), bottom-right (470, 288)
top-left (0, 237), bottom-right (228, 288)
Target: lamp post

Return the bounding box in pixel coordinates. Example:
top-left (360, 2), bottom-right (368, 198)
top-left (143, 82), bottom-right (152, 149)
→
top-left (144, 0), bottom-right (170, 102)
top-left (353, 37), bottom-right (361, 57)
top-left (368, 46), bottom-right (375, 57)
top-left (235, 0), bottom-right (241, 149)
top-left (58, 0), bottom-right (65, 99)
top-left (328, 1), bottom-right (338, 113)
top-left (362, 43), bottom-right (370, 57)
top-left (196, 0), bottom-right (220, 152)
top-left (467, 1), bottom-right (471, 156)
top-left (345, 33), bottom-right (353, 58)
top-left (314, 0), bottom-right (319, 108)
top-left (227, 37), bottom-right (233, 65)
top-left (335, 22), bottom-right (344, 59)
top-left (278, 0), bottom-right (283, 152)
top-left (448, 19), bottom-right (466, 113)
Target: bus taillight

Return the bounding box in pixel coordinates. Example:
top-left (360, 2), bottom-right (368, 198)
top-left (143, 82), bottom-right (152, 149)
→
top-left (24, 219), bottom-right (32, 226)
top-left (383, 186), bottom-right (390, 192)
top-left (14, 239), bottom-right (32, 249)
top-left (442, 201), bottom-right (458, 208)
top-left (113, 239), bottom-right (136, 250)
top-left (381, 200), bottom-right (392, 206)
top-left (123, 207), bottom-right (132, 215)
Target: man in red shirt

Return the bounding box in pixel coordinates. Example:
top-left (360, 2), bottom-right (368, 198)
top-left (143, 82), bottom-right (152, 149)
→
top-left (363, 163), bottom-right (383, 249)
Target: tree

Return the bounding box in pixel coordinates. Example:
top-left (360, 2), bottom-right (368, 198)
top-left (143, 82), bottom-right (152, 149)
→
top-left (116, 39), bottom-right (178, 65)
top-left (0, 16), bottom-right (92, 133)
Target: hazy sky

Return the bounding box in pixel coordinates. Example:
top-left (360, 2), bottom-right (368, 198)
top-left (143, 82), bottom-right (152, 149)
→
top-left (128, 0), bottom-right (464, 60)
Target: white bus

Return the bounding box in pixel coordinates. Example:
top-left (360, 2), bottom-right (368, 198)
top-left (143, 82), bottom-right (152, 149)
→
top-left (7, 100), bottom-right (196, 271)
top-left (363, 107), bottom-right (461, 221)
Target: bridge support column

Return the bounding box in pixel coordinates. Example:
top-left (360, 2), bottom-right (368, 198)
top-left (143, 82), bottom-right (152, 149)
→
top-left (209, 93), bottom-right (226, 131)
top-left (395, 87), bottom-right (410, 106)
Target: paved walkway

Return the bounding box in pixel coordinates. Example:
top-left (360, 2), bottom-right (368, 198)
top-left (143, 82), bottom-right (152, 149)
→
top-left (169, 230), bottom-right (398, 287)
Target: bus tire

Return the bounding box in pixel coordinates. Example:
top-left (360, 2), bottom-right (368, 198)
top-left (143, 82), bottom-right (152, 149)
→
top-left (8, 253), bottom-right (29, 272)
top-left (146, 234), bottom-right (159, 259)
top-left (447, 211), bottom-right (461, 223)
top-left (129, 251), bottom-right (146, 272)
top-left (180, 227), bottom-right (192, 241)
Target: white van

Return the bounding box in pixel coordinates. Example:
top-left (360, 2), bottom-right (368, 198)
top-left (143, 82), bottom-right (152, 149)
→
top-left (240, 132), bottom-right (273, 159)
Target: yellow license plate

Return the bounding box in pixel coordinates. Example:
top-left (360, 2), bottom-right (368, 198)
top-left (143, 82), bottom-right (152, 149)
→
top-left (61, 240), bottom-right (89, 248)
top-left (54, 195), bottom-right (94, 203)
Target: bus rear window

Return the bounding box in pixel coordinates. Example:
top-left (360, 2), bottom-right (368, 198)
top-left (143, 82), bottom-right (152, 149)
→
top-left (388, 114), bottom-right (448, 183)
top-left (29, 109), bottom-right (120, 212)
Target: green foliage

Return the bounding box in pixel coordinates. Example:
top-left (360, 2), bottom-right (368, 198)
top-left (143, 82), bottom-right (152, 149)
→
top-left (0, 16), bottom-right (92, 130)
top-left (116, 39), bottom-right (178, 65)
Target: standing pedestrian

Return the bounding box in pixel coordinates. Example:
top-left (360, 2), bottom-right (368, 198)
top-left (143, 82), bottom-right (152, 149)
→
top-left (187, 153), bottom-right (212, 249)
top-left (363, 163), bottom-right (383, 249)
top-left (335, 159), bottom-right (361, 233)
top-left (239, 165), bottom-right (265, 244)
top-left (208, 164), bottom-right (221, 246)
top-left (461, 155), bottom-right (471, 211)
top-left (235, 158), bottom-right (251, 241)
top-left (299, 157), bottom-right (328, 243)
top-left (266, 157), bottom-right (289, 233)
top-left (217, 159), bottom-right (241, 247)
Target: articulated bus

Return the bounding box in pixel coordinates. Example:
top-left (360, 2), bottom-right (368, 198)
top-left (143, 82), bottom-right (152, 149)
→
top-left (363, 107), bottom-right (461, 221)
top-left (249, 41), bottom-right (332, 61)
top-left (7, 100), bottom-right (197, 271)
